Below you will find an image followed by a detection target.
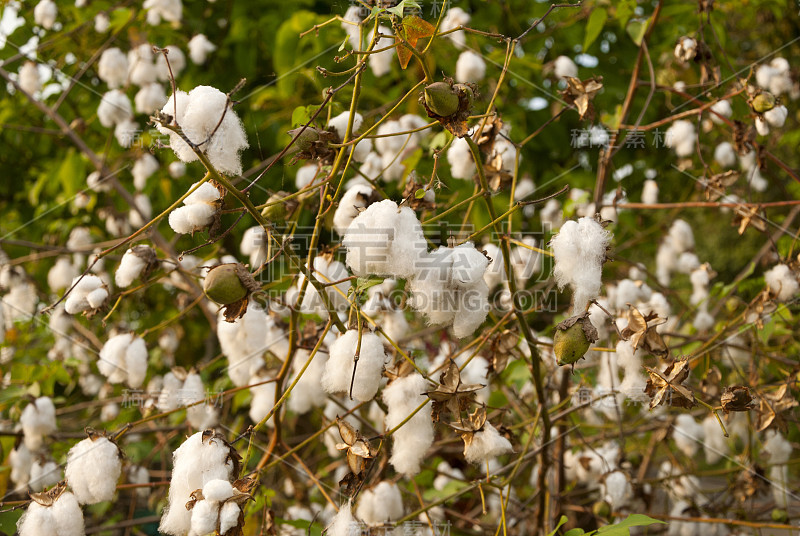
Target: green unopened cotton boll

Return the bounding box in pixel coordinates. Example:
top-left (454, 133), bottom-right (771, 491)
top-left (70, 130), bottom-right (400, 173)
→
top-left (553, 313), bottom-right (598, 366)
top-left (261, 192), bottom-right (287, 222)
top-left (424, 82), bottom-right (460, 117)
top-left (203, 263), bottom-right (248, 304)
top-left (592, 500), bottom-right (611, 519)
top-left (287, 127), bottom-right (320, 151)
top-left (752, 92), bottom-right (777, 113)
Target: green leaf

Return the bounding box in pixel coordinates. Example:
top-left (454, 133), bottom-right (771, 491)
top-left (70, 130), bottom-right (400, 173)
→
top-left (108, 8), bottom-right (132, 32)
top-left (615, 0), bottom-right (636, 29)
top-left (626, 18), bottom-right (648, 46)
top-left (564, 529), bottom-right (587, 536)
top-left (356, 276), bottom-right (384, 292)
top-left (291, 105), bottom-right (313, 127)
top-left (583, 8), bottom-right (608, 52)
top-left (415, 188), bottom-right (426, 199)
top-left (546, 516), bottom-right (569, 536)
top-left (338, 34), bottom-right (349, 52)
top-left (596, 514), bottom-right (666, 536)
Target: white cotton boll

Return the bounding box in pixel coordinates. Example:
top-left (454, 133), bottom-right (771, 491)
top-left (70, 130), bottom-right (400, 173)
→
top-left (134, 83), bottom-right (167, 115)
top-left (127, 46), bottom-right (157, 88)
top-left (94, 12), bottom-right (110, 32)
top-left (202, 479), bottom-right (234, 502)
top-left (441, 7), bottom-right (470, 49)
top-left (34, 0), bottom-right (57, 29)
top-left (295, 164), bottom-right (319, 189)
top-left (374, 119), bottom-right (405, 156)
top-left (602, 470), bottom-right (632, 510)
top-left (763, 430), bottom-right (792, 465)
top-left (143, 0), bottom-right (183, 25)
top-left (481, 243), bottom-right (504, 289)
top-left (98, 333), bottom-right (148, 387)
top-left (710, 99), bottom-right (732, 124)
top-left (167, 206), bottom-right (195, 234)
top-left (510, 237), bottom-right (542, 287)
top-left (326, 501), bottom-right (356, 536)
top-left (764, 104), bottom-right (788, 128)
top-left (398, 114), bottom-right (428, 147)
top-left (64, 274), bottom-right (105, 314)
top-left (240, 226), bottom-right (267, 269)
top-left (17, 491), bottom-right (85, 536)
top-left (98, 48), bottom-right (128, 89)
top-left (693, 307), bottom-right (714, 331)
top-left (755, 117), bottom-right (770, 136)
top-left (357, 482), bottom-right (403, 525)
top-left (155, 45), bottom-right (186, 81)
top-left (115, 248), bottom-right (148, 287)
top-left (343, 199), bottom-right (427, 279)
top-left (702, 414), bottom-right (728, 464)
top-left (21, 397), bottom-right (56, 451)
top-left (219, 502), bottom-right (240, 534)
top-left (382, 374), bottom-right (434, 476)
top-left (674, 37), bottom-right (697, 62)
top-left (550, 217), bottom-right (613, 313)
top-left (115, 117), bottom-right (139, 148)
top-left (713, 141), bottom-right (737, 168)
top-left (17, 501), bottom-right (58, 536)
top-left (48, 257), bottom-right (78, 292)
top-left (97, 89), bottom-right (133, 128)
top-left (160, 432), bottom-right (235, 536)
top-left (464, 423), bottom-right (512, 464)
top-left (770, 465), bottom-right (790, 509)
top-left (190, 499), bottom-right (220, 535)
top-left (157, 86), bottom-right (248, 175)
top-left (248, 371), bottom-right (277, 426)
top-left (756, 65), bottom-right (777, 89)
top-left (19, 61), bottom-right (41, 95)
top-left (288, 349), bottom-right (328, 414)
top-left (188, 34), bottom-right (216, 64)
top-left (322, 330), bottom-right (386, 401)
top-left (168, 161), bottom-right (186, 178)
top-left (342, 6), bottom-right (362, 49)
top-left (130, 193), bottom-right (153, 228)
top-left (65, 435), bottom-right (122, 504)
top-left (665, 120), bottom-right (697, 157)
top-left (554, 55), bottom-right (578, 79)
top-left (746, 166), bottom-right (768, 192)
top-left (765, 263), bottom-right (799, 301)
top-left (328, 111), bottom-right (363, 138)
top-left (29, 460), bottom-right (61, 492)
top-left (455, 50), bottom-right (486, 83)
top-left (132, 154), bottom-right (159, 191)
top-left (10, 445), bottom-right (33, 489)
top-left (368, 26), bottom-right (394, 77)
top-left (677, 252), bottom-right (700, 274)
top-left (540, 199), bottom-right (563, 230)
top-left (447, 136), bottom-right (474, 179)
top-left (491, 137), bottom-right (518, 172)
top-left (673, 414), bottom-right (704, 457)
top-left (185, 182), bottom-right (222, 205)
top-left (669, 219), bottom-right (695, 252)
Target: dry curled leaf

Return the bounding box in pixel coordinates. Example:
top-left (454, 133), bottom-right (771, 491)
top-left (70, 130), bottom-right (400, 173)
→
top-left (703, 170), bottom-right (739, 201)
top-left (720, 385), bottom-right (758, 413)
top-left (619, 304), bottom-right (669, 358)
top-left (560, 76), bottom-right (603, 121)
top-left (755, 383), bottom-right (798, 433)
top-left (447, 405), bottom-right (487, 451)
top-left (395, 15), bottom-right (435, 70)
top-left (644, 357), bottom-right (695, 409)
top-left (424, 359), bottom-right (484, 422)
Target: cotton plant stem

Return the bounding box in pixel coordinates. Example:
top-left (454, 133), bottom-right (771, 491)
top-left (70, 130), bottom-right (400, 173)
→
top-left (465, 135), bottom-right (552, 531)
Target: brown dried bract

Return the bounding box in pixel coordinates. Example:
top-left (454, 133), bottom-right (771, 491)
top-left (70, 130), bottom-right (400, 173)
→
top-left (619, 304), bottom-right (669, 358)
top-left (424, 359), bottom-right (484, 422)
top-left (644, 357), bottom-right (695, 409)
top-left (720, 385), bottom-right (758, 413)
top-left (560, 76), bottom-right (603, 121)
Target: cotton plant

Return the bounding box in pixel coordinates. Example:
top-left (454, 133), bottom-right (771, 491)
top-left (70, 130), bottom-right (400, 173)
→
top-left (97, 332), bottom-right (148, 388)
top-left (16, 485), bottom-right (85, 536)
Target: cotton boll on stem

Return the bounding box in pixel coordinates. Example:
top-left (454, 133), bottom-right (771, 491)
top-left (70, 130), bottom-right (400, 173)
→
top-left (550, 217), bottom-right (612, 314)
top-left (321, 329), bottom-right (386, 402)
top-left (356, 481), bottom-right (404, 525)
top-left (382, 373), bottom-right (434, 476)
top-left (463, 423), bottom-right (513, 465)
top-left (20, 397), bottom-right (57, 451)
top-left (65, 434), bottom-right (122, 504)
top-left (765, 264), bottom-right (799, 301)
top-left (455, 50), bottom-right (486, 83)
